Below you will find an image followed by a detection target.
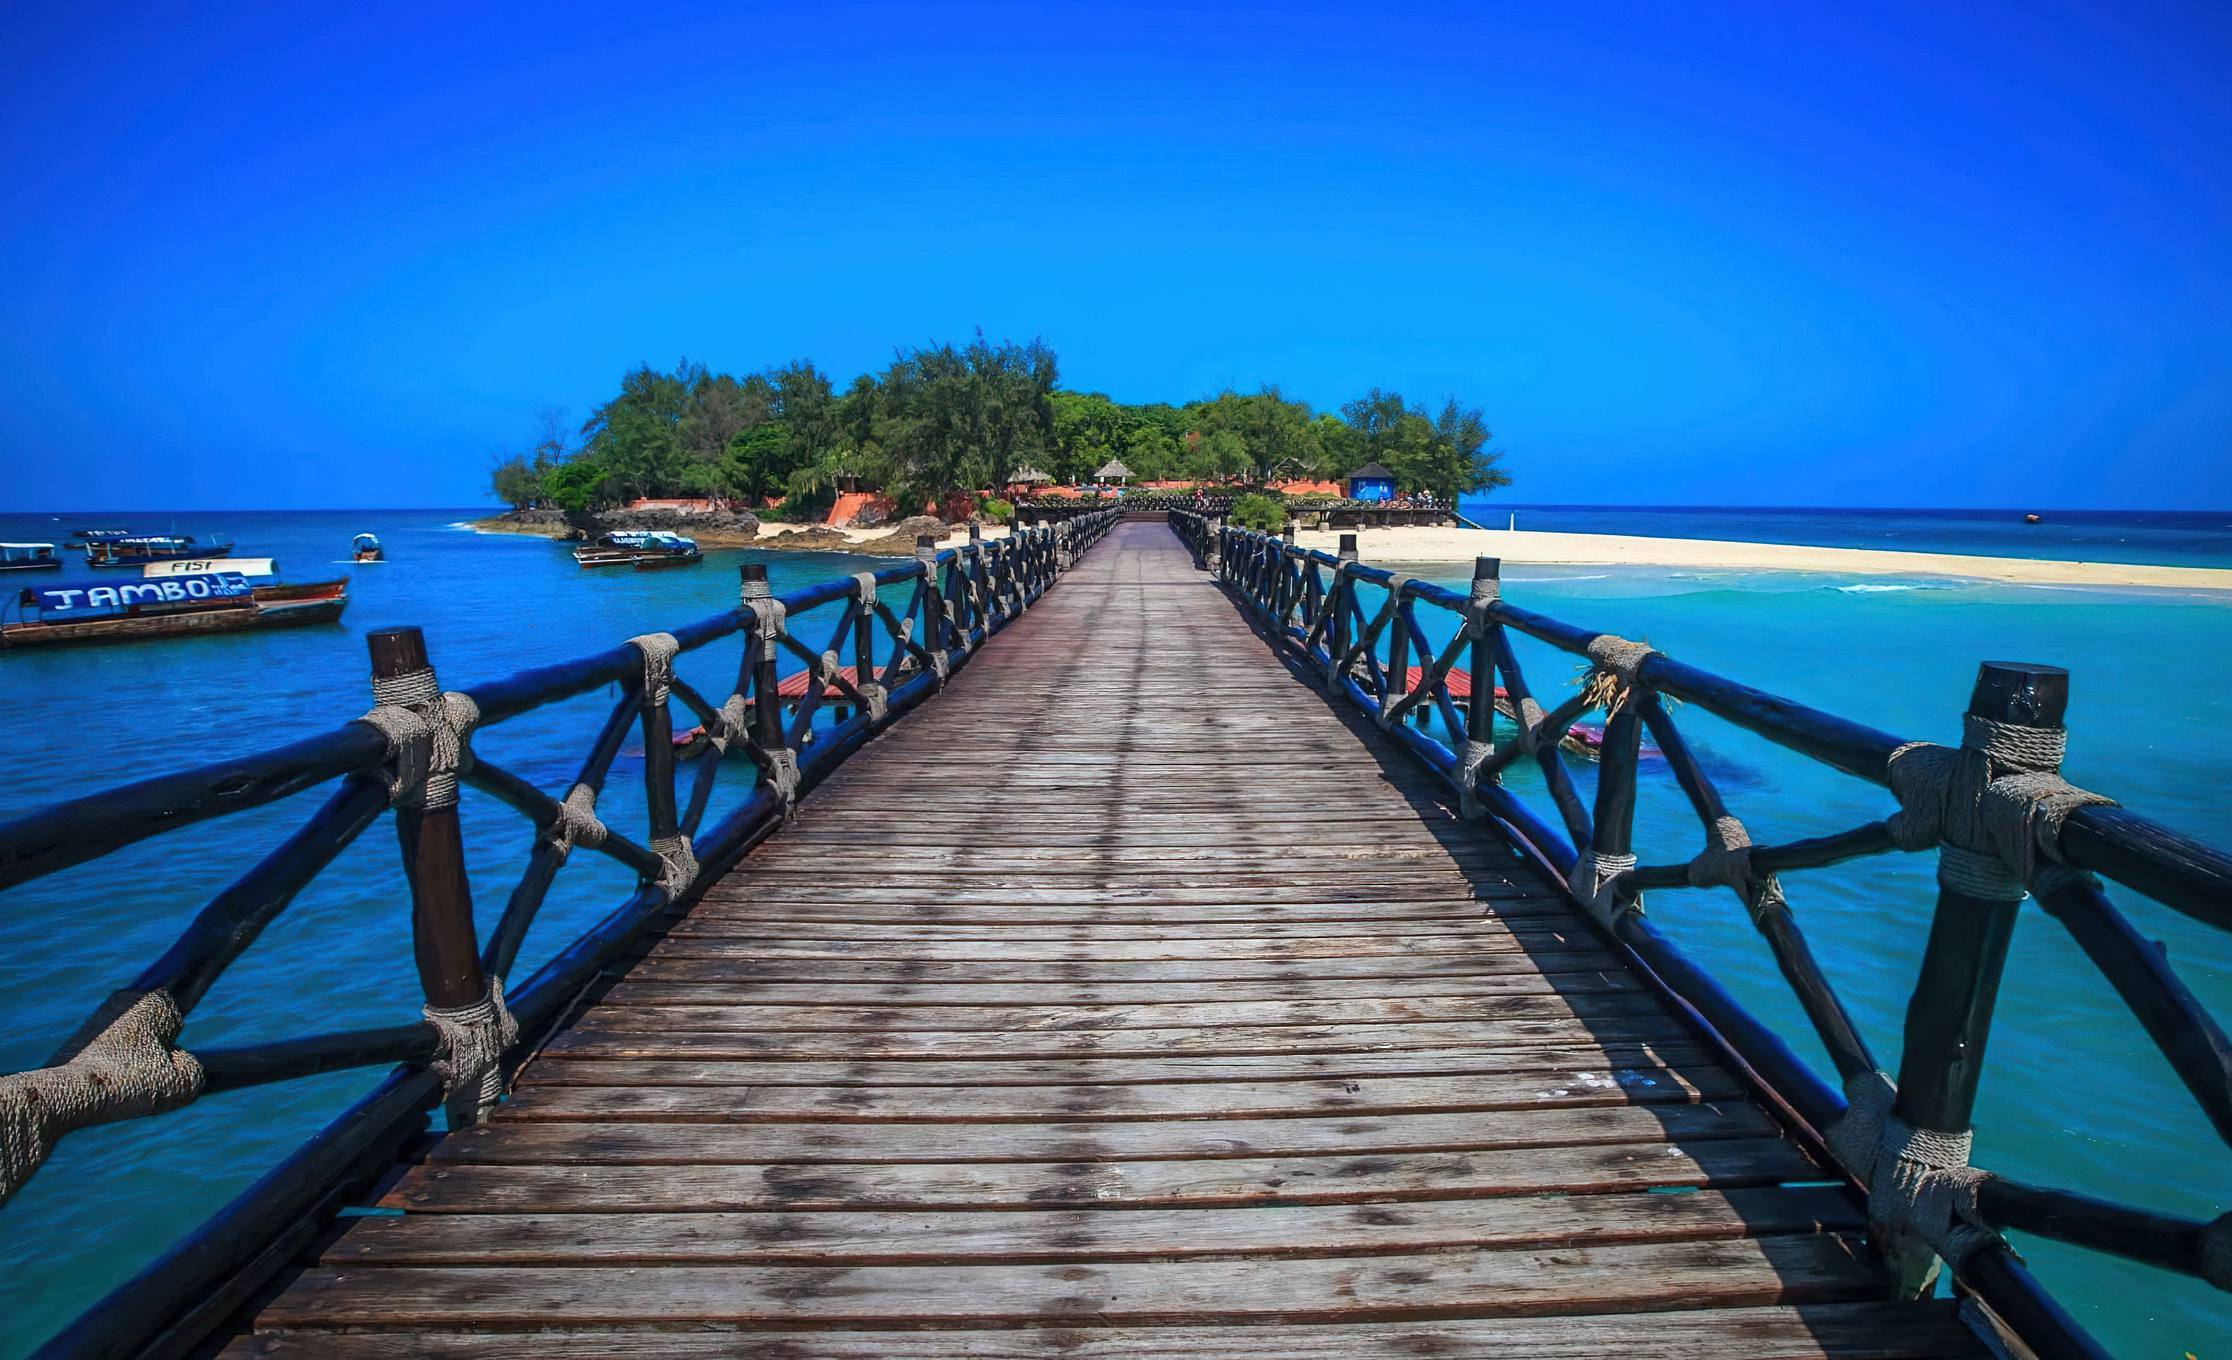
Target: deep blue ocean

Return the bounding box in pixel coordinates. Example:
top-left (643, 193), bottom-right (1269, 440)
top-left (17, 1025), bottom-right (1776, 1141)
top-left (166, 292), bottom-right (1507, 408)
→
top-left (0, 506), bottom-right (2227, 1356)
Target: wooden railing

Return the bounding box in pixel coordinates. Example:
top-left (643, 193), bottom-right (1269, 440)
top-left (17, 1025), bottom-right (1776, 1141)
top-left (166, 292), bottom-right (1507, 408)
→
top-left (1172, 509), bottom-right (2230, 1360)
top-left (0, 509), bottom-right (1119, 1359)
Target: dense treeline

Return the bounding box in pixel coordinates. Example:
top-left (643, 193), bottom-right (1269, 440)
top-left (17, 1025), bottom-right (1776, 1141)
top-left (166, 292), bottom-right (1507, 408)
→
top-left (490, 334), bottom-right (1510, 516)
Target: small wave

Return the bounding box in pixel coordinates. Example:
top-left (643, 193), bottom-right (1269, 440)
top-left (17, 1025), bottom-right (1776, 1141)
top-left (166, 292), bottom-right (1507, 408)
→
top-left (1506, 572), bottom-right (1610, 582)
top-left (446, 521), bottom-right (481, 531)
top-left (1836, 582), bottom-right (1925, 593)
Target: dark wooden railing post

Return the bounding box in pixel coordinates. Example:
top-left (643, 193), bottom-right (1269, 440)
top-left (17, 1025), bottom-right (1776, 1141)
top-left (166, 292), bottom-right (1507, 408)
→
top-left (740, 564), bottom-right (797, 811)
top-left (916, 534), bottom-right (948, 684)
top-left (1574, 639), bottom-right (1645, 936)
top-left (1884, 661), bottom-right (2067, 1294)
top-left (1459, 556), bottom-right (1501, 816)
top-left (368, 627), bottom-right (502, 1126)
top-left (852, 568), bottom-right (878, 706)
top-left (370, 628), bottom-right (484, 1011)
top-left (965, 522), bottom-right (987, 631)
top-left (1382, 576), bottom-right (1409, 728)
top-left (1326, 533), bottom-right (1358, 688)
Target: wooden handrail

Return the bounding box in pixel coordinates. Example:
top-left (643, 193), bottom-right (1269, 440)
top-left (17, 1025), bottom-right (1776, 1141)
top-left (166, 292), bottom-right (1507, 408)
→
top-left (1174, 507), bottom-right (2230, 1357)
top-left (0, 509), bottom-right (1122, 1360)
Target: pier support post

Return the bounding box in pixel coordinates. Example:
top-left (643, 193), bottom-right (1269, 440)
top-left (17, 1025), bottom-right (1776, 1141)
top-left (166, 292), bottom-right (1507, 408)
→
top-left (1326, 533), bottom-right (1359, 690)
top-left (1882, 661), bottom-right (2067, 1295)
top-left (1573, 682), bottom-right (1644, 934)
top-left (367, 627), bottom-right (506, 1127)
top-left (916, 535), bottom-right (949, 685)
top-left (1459, 557), bottom-right (1501, 817)
top-left (740, 565), bottom-right (798, 813)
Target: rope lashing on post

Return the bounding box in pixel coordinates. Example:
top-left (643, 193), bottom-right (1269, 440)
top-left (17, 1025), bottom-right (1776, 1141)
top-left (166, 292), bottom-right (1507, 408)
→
top-left (845, 573), bottom-right (889, 719)
top-left (1581, 634), bottom-right (1657, 714)
top-left (1567, 849), bottom-right (1640, 930)
top-left (1884, 714), bottom-right (2116, 900)
top-left (422, 974), bottom-right (517, 1127)
top-left (628, 632), bottom-right (681, 707)
top-left (712, 693), bottom-right (751, 757)
top-left (359, 669), bottom-right (480, 810)
top-left (0, 989), bottom-right (204, 1205)
top-left (1458, 737), bottom-right (1495, 800)
top-left (1823, 1069), bottom-right (1996, 1271)
top-left (916, 552), bottom-right (951, 686)
top-left (1685, 814), bottom-right (1789, 926)
top-left (541, 782), bottom-right (608, 858)
top-left (1465, 569), bottom-right (1499, 637)
top-left (649, 833), bottom-right (699, 901)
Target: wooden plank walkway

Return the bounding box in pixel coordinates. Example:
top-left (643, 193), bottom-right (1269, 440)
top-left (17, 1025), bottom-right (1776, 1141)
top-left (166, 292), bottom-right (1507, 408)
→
top-left (227, 523), bottom-right (1981, 1356)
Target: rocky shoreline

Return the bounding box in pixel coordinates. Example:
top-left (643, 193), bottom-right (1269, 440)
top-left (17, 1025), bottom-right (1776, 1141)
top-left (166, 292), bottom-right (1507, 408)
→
top-left (469, 508), bottom-right (966, 556)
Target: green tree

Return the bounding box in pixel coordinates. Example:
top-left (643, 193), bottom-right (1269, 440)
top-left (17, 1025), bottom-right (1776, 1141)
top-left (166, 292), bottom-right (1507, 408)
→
top-left (578, 360), bottom-right (696, 500)
top-left (1228, 492), bottom-right (1286, 533)
top-left (720, 422), bottom-right (789, 502)
top-left (1338, 389), bottom-right (1508, 499)
top-left (544, 459), bottom-right (608, 512)
top-left (1189, 387), bottom-right (1323, 482)
top-left (771, 360), bottom-right (839, 488)
top-left (872, 333), bottom-right (1060, 509)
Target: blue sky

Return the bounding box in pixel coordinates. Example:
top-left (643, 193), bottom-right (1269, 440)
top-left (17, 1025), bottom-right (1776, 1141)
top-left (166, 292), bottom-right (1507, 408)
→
top-left (2, 1), bottom-right (2228, 510)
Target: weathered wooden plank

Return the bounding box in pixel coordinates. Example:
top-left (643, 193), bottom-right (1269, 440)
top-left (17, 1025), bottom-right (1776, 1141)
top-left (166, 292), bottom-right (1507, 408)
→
top-left (326, 1184), bottom-right (1863, 1265)
top-left (428, 1103), bottom-right (1782, 1166)
top-left (696, 884), bottom-right (1542, 906)
top-left (682, 900), bottom-right (1567, 924)
top-left (610, 953), bottom-right (1623, 984)
top-left (543, 1015), bottom-right (1690, 1059)
top-left (251, 1235), bottom-right (1886, 1327)
top-left (636, 934), bottom-right (1597, 963)
top-left (593, 972), bottom-right (1640, 1006)
top-left (515, 1043), bottom-right (1704, 1088)
top-left (568, 992), bottom-right (1669, 1034)
top-left (384, 1139), bottom-right (1822, 1212)
top-left (493, 1064), bottom-right (1742, 1122)
top-left (660, 918), bottom-right (1571, 942)
top-left (224, 1301), bottom-right (1984, 1359)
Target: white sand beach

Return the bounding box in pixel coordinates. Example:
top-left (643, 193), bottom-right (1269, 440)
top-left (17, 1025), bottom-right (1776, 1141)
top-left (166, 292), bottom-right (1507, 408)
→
top-left (1278, 525), bottom-right (2232, 591)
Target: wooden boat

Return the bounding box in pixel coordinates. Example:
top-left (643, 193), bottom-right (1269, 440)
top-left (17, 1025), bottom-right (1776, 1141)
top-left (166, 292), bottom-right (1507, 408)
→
top-left (352, 533), bottom-right (384, 562)
top-left (573, 531), bottom-right (701, 568)
top-left (571, 540), bottom-right (639, 567)
top-left (0, 543), bottom-right (60, 572)
top-left (2024, 513), bottom-right (2043, 524)
top-left (631, 533), bottom-right (703, 569)
top-left (1, 572), bottom-right (347, 650)
top-left (66, 528), bottom-right (129, 548)
top-left (84, 534), bottom-right (236, 568)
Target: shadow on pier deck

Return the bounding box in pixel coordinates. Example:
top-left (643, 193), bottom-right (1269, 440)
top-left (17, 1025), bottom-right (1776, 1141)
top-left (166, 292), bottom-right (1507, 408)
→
top-left (227, 525), bottom-right (1979, 1357)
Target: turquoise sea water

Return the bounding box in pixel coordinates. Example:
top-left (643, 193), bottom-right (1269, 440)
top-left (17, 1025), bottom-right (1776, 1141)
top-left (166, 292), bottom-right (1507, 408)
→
top-left (0, 508), bottom-right (2227, 1355)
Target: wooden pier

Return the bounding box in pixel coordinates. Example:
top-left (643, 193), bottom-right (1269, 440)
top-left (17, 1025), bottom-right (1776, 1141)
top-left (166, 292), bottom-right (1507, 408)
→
top-left (4, 513), bottom-right (2225, 1358)
top-left (225, 525), bottom-right (1971, 1355)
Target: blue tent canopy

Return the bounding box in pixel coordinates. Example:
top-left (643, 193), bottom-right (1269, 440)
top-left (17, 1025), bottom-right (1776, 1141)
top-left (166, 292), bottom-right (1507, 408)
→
top-left (1347, 462), bottom-right (1397, 502)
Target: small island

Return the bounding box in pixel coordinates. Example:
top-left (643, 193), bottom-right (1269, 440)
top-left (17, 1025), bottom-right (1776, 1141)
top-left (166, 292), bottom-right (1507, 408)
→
top-left (473, 336), bottom-right (1505, 553)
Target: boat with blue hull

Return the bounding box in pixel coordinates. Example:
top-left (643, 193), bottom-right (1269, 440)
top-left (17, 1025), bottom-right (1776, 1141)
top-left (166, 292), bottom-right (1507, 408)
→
top-left (572, 530), bottom-right (703, 569)
top-left (1, 569), bottom-right (346, 649)
top-left (83, 533), bottom-right (237, 567)
top-left (0, 543), bottom-right (60, 571)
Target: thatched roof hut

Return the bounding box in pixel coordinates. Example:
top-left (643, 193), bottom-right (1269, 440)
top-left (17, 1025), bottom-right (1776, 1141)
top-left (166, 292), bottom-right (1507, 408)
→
top-left (1007, 465), bottom-right (1052, 486)
top-left (1095, 458), bottom-right (1134, 484)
